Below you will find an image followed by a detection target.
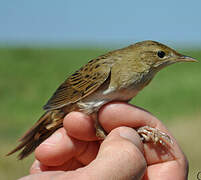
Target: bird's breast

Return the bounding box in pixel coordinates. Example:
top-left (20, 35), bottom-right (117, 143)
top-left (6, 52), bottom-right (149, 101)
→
top-left (77, 85), bottom-right (140, 114)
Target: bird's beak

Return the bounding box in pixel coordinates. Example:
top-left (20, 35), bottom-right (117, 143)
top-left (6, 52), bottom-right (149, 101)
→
top-left (153, 55), bottom-right (198, 69)
top-left (177, 55), bottom-right (198, 62)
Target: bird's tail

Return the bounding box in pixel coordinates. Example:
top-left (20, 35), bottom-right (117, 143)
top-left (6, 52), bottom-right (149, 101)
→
top-left (7, 110), bottom-right (65, 160)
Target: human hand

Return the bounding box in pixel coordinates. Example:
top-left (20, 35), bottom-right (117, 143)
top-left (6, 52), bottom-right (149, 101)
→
top-left (20, 102), bottom-right (188, 180)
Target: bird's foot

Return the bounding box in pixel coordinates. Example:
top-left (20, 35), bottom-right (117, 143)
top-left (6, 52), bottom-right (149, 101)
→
top-left (89, 112), bottom-right (107, 139)
top-left (95, 121), bottom-right (107, 139)
top-left (137, 126), bottom-right (173, 146)
top-left (96, 127), bottom-right (107, 139)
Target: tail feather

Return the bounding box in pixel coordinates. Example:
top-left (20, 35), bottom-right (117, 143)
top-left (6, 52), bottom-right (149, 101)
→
top-left (7, 110), bottom-right (64, 160)
top-left (18, 112), bottom-right (51, 142)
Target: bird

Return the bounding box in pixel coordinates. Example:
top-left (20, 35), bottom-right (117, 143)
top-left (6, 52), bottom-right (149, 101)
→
top-left (7, 40), bottom-right (197, 160)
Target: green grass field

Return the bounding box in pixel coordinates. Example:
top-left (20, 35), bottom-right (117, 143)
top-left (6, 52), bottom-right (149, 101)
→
top-left (0, 47), bottom-right (201, 179)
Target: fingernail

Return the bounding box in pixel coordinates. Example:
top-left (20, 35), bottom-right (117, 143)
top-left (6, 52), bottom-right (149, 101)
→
top-left (31, 160), bottom-right (40, 170)
top-left (119, 127), bottom-right (138, 145)
top-left (42, 132), bottom-right (63, 146)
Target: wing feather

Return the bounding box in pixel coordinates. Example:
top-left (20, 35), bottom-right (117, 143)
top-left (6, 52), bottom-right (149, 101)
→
top-left (43, 59), bottom-right (111, 111)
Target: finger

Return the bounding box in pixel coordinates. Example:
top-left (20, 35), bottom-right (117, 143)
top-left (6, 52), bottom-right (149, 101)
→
top-left (76, 141), bottom-right (99, 165)
top-left (144, 156), bottom-right (188, 180)
top-left (99, 102), bottom-right (185, 164)
top-left (81, 127), bottom-right (146, 180)
top-left (99, 102), bottom-right (165, 131)
top-left (19, 171), bottom-right (62, 180)
top-left (41, 158), bottom-right (84, 171)
top-left (35, 127), bottom-right (99, 168)
top-left (30, 158), bottom-right (83, 174)
top-left (30, 160), bottom-right (43, 174)
top-left (35, 128), bottom-right (86, 166)
top-left (63, 112), bottom-right (98, 141)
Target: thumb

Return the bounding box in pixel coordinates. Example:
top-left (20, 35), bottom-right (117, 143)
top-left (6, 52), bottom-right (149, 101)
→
top-left (82, 127), bottom-right (147, 180)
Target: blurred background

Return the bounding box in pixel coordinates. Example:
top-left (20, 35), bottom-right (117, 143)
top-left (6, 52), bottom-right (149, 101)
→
top-left (1, 0), bottom-right (201, 179)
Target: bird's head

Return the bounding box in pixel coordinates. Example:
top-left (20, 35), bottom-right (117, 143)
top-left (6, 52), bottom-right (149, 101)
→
top-left (131, 40), bottom-right (197, 71)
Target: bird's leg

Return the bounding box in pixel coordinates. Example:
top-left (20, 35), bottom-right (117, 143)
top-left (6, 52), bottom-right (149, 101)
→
top-left (77, 101), bottom-right (108, 139)
top-left (91, 113), bottom-right (107, 139)
top-left (137, 126), bottom-right (173, 146)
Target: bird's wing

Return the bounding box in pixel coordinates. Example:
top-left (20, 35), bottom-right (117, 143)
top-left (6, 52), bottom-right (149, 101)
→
top-left (43, 59), bottom-right (111, 111)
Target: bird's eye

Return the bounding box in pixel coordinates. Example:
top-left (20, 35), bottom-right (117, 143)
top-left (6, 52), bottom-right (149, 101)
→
top-left (157, 51), bottom-right (166, 58)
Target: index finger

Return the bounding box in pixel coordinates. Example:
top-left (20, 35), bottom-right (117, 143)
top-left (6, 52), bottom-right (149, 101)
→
top-left (99, 102), bottom-right (186, 164)
top-left (99, 102), bottom-right (165, 132)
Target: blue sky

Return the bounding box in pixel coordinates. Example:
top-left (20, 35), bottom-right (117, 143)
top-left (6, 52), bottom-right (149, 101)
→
top-left (1, 0), bottom-right (201, 47)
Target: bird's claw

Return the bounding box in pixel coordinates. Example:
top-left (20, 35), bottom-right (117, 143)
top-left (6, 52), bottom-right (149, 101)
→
top-left (137, 126), bottom-right (173, 145)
